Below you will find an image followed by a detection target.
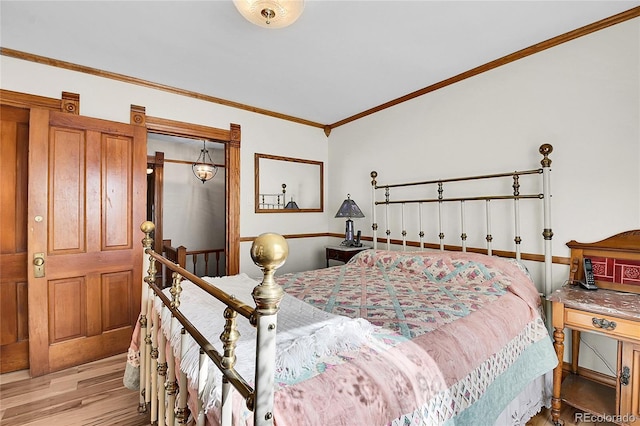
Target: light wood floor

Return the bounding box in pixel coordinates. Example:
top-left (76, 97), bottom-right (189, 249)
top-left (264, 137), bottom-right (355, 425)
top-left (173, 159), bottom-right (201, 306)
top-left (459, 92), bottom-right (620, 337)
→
top-left (0, 353), bottom-right (149, 426)
top-left (0, 354), bottom-right (614, 426)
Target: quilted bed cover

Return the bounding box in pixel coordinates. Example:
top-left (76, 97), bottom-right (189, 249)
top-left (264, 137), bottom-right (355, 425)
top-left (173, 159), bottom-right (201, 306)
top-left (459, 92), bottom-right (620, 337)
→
top-left (268, 249), bottom-right (557, 425)
top-left (130, 249), bottom-right (557, 426)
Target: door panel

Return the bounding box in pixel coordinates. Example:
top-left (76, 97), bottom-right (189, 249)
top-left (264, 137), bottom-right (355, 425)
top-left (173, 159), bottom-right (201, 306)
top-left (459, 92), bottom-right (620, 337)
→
top-left (28, 108), bottom-right (145, 376)
top-left (0, 105), bottom-right (30, 373)
top-left (49, 128), bottom-right (85, 253)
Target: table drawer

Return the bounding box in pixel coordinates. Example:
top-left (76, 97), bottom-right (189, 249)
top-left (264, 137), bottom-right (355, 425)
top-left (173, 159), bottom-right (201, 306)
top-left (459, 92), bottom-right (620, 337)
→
top-left (326, 249), bottom-right (346, 261)
top-left (565, 308), bottom-right (640, 342)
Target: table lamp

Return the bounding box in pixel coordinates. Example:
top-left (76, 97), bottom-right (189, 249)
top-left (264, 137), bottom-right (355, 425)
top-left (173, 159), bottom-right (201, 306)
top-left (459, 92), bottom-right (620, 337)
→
top-left (335, 194), bottom-right (364, 246)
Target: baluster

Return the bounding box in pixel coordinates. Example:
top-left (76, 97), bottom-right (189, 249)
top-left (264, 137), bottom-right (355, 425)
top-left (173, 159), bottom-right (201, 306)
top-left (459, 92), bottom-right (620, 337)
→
top-left (204, 252), bottom-right (210, 276)
top-left (192, 254), bottom-right (198, 276)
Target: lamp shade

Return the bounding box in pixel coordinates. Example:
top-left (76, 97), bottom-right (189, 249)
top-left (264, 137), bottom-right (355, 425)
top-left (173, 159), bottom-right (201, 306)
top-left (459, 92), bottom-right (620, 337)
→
top-left (334, 194), bottom-right (364, 219)
top-left (284, 199), bottom-right (299, 209)
top-left (233, 0), bottom-right (304, 29)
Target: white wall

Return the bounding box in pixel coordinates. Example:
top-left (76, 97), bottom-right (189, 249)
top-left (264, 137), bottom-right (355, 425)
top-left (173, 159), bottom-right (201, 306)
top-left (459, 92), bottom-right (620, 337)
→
top-left (326, 18), bottom-right (639, 374)
top-left (2, 17), bottom-right (638, 373)
top-left (0, 56), bottom-right (331, 275)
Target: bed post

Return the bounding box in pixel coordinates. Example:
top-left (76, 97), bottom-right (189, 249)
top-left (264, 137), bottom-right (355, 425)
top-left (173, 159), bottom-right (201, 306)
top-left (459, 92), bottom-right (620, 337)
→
top-left (540, 144), bottom-right (553, 300)
top-left (139, 221), bottom-right (155, 414)
top-left (371, 171), bottom-right (378, 249)
top-left (250, 233), bottom-right (289, 426)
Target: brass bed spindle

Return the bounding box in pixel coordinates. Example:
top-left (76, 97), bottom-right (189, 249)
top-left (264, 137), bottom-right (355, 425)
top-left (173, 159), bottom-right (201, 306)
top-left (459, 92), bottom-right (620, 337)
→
top-left (418, 202), bottom-right (425, 249)
top-left (150, 308), bottom-right (159, 424)
top-left (460, 200), bottom-right (467, 252)
top-left (401, 203), bottom-right (407, 251)
top-left (157, 320), bottom-right (167, 426)
top-left (166, 270), bottom-right (183, 426)
top-left (371, 171), bottom-right (378, 249)
top-left (438, 182), bottom-right (444, 251)
top-left (220, 306), bottom-right (240, 425)
top-left (177, 327), bottom-right (191, 424)
top-left (485, 199), bottom-right (493, 256)
top-left (196, 349), bottom-right (207, 426)
top-left (385, 187), bottom-right (391, 249)
top-left (513, 174), bottom-right (522, 261)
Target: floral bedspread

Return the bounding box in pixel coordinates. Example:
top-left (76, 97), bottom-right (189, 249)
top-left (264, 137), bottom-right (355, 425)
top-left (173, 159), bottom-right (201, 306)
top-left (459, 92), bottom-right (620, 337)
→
top-left (264, 250), bottom-right (557, 426)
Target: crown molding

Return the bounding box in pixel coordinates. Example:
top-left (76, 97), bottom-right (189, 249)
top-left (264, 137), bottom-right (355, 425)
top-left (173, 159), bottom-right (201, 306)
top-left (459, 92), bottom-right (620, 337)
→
top-left (1, 6), bottom-right (638, 135)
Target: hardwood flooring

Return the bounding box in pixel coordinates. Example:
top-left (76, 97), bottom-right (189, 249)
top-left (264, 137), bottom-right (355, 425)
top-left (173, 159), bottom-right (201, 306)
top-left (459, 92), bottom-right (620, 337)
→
top-left (0, 353), bottom-right (149, 426)
top-left (0, 354), bottom-right (614, 426)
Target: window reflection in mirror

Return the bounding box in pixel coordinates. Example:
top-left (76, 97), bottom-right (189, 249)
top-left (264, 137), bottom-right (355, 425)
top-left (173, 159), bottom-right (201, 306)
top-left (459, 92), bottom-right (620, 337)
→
top-left (255, 153), bottom-right (323, 213)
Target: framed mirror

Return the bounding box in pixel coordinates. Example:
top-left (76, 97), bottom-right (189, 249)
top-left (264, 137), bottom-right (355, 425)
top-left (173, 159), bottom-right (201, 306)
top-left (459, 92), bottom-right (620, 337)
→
top-left (255, 153), bottom-right (324, 213)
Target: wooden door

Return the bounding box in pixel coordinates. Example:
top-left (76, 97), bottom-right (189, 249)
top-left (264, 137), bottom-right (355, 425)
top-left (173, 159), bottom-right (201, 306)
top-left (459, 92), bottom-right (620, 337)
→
top-left (27, 108), bottom-right (146, 376)
top-left (0, 105), bottom-right (30, 373)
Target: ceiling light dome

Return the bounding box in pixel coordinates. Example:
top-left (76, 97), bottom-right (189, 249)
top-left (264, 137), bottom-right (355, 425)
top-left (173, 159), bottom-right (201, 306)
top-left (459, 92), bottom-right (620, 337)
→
top-left (233, 0), bottom-right (304, 29)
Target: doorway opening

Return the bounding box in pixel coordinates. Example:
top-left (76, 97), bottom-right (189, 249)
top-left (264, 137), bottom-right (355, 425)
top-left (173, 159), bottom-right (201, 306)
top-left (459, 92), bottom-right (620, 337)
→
top-left (147, 133), bottom-right (226, 283)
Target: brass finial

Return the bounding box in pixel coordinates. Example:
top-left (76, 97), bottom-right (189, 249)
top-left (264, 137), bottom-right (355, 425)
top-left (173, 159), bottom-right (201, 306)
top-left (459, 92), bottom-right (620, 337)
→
top-left (539, 144), bottom-right (553, 168)
top-left (370, 171), bottom-right (377, 187)
top-left (140, 221), bottom-right (155, 250)
top-left (250, 233), bottom-right (287, 315)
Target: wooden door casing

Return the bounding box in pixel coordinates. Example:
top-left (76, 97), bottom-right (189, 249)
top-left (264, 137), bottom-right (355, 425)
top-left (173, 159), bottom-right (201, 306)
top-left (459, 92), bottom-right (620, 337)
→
top-left (0, 105), bottom-right (30, 373)
top-left (28, 108), bottom-right (146, 376)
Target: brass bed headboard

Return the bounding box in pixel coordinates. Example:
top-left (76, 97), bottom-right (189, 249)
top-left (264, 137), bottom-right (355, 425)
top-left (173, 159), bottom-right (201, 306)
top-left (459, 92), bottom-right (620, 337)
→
top-left (370, 144), bottom-right (553, 297)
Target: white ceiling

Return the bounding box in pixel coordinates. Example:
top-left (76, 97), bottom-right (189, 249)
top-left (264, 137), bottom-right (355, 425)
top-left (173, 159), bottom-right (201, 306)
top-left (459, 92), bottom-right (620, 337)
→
top-left (1, 1), bottom-right (638, 126)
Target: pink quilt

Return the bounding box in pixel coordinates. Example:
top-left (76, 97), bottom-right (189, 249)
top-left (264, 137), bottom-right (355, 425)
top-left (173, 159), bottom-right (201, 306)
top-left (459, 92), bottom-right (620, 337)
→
top-left (264, 250), bottom-right (555, 425)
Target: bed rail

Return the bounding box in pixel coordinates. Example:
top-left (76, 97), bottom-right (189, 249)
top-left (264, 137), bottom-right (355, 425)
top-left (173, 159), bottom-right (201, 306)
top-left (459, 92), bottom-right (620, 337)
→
top-left (138, 221), bottom-right (287, 426)
top-left (370, 144), bottom-right (553, 298)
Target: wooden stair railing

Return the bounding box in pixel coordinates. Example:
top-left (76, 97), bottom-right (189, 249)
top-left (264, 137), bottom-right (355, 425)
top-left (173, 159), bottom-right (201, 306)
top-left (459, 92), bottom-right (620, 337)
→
top-left (162, 240), bottom-right (224, 287)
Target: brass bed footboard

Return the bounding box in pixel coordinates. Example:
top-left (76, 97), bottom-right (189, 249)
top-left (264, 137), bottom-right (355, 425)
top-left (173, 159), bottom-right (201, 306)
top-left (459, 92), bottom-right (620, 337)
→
top-left (138, 221), bottom-right (287, 426)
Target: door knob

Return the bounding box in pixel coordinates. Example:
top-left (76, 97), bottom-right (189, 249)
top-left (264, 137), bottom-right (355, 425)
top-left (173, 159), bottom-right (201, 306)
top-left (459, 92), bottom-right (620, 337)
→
top-left (33, 252), bottom-right (45, 278)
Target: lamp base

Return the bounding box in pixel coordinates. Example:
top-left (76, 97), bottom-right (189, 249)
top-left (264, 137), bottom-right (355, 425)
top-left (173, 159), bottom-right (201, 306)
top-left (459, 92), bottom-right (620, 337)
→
top-left (340, 221), bottom-right (362, 247)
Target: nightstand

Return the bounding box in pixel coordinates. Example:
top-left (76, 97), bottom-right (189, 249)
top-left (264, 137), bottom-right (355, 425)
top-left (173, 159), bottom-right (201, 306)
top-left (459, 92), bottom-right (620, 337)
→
top-left (548, 230), bottom-right (640, 426)
top-left (549, 286), bottom-right (640, 425)
top-left (325, 245), bottom-right (368, 267)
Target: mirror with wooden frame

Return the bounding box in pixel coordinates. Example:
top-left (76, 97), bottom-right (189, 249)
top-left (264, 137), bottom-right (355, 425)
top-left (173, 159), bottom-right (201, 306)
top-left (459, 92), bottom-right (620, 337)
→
top-left (255, 153), bottom-right (324, 213)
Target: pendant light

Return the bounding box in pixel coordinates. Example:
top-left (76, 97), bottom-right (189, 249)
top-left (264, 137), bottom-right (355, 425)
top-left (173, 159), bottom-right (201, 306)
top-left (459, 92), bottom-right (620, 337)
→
top-left (192, 140), bottom-right (218, 183)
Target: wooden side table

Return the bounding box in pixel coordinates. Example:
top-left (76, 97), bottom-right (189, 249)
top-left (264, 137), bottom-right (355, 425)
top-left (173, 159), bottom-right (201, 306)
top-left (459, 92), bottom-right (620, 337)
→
top-left (325, 245), bottom-right (368, 267)
top-left (548, 286), bottom-right (640, 425)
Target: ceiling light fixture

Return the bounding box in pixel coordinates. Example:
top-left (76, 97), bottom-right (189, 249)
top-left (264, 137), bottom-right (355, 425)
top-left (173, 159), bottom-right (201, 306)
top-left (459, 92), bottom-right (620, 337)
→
top-left (233, 0), bottom-right (304, 29)
top-left (192, 140), bottom-right (218, 183)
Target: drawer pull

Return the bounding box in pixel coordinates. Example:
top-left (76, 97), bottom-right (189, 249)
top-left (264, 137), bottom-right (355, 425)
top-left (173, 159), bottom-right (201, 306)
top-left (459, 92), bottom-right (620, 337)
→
top-left (591, 317), bottom-right (616, 330)
top-left (620, 366), bottom-right (630, 386)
